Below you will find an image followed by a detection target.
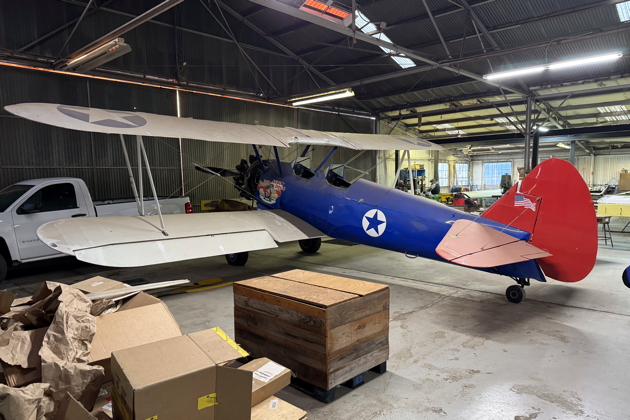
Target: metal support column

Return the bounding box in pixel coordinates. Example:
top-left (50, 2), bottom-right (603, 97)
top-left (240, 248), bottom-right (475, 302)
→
top-left (531, 130), bottom-right (540, 170)
top-left (569, 140), bottom-right (576, 165)
top-left (433, 151), bottom-right (439, 182)
top-left (407, 150), bottom-right (415, 195)
top-left (524, 96), bottom-right (533, 172)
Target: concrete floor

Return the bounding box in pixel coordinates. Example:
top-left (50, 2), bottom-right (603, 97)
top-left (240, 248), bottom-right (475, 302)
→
top-left (3, 220), bottom-right (630, 419)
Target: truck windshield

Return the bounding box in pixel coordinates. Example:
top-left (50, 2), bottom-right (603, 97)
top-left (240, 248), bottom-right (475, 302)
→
top-left (0, 185), bottom-right (34, 212)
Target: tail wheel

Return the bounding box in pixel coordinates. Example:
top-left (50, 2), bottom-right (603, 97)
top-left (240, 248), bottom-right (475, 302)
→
top-left (506, 285), bottom-right (525, 303)
top-left (299, 238), bottom-right (321, 254)
top-left (225, 252), bottom-right (249, 266)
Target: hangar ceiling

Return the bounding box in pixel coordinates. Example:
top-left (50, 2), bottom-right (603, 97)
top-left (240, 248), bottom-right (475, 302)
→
top-left (1, 0), bottom-right (630, 148)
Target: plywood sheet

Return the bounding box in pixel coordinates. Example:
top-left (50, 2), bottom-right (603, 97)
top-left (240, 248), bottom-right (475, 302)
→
top-left (236, 277), bottom-right (358, 308)
top-left (273, 270), bottom-right (387, 296)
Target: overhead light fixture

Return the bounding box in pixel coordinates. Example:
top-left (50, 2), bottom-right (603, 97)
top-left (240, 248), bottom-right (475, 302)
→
top-left (483, 51), bottom-right (623, 79)
top-left (536, 126), bottom-right (550, 132)
top-left (291, 88), bottom-right (355, 106)
top-left (484, 66), bottom-right (545, 80)
top-left (299, 0), bottom-right (351, 23)
top-left (548, 52), bottom-right (623, 69)
top-left (62, 38), bottom-right (132, 73)
top-left (556, 143), bottom-right (571, 149)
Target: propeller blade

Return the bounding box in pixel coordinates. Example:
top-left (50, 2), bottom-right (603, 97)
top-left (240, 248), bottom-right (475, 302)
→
top-left (194, 164), bottom-right (239, 177)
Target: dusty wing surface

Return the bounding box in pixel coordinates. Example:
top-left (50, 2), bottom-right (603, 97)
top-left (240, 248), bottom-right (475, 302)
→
top-left (37, 210), bottom-right (325, 267)
top-left (4, 103), bottom-right (441, 151)
top-left (436, 219), bottom-right (552, 268)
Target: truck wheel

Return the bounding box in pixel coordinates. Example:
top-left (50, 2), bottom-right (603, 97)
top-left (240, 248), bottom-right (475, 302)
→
top-left (0, 255), bottom-right (6, 283)
top-left (299, 238), bottom-right (321, 254)
top-left (225, 252), bottom-right (248, 266)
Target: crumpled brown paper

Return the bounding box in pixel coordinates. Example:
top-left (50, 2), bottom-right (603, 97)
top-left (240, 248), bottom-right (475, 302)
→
top-left (0, 383), bottom-right (54, 420)
top-left (0, 328), bottom-right (45, 369)
top-left (39, 285), bottom-right (104, 416)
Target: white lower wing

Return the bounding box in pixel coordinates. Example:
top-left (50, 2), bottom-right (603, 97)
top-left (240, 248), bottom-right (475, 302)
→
top-left (37, 210), bottom-right (325, 267)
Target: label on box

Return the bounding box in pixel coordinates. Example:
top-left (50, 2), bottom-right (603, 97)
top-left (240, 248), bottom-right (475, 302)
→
top-left (253, 361), bottom-right (285, 383)
top-left (269, 400), bottom-right (278, 409)
top-left (198, 393), bottom-right (218, 410)
top-left (144, 417), bottom-right (157, 420)
top-left (91, 281), bottom-right (104, 287)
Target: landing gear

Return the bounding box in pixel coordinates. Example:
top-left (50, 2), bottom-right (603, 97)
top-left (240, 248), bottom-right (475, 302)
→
top-left (506, 278), bottom-right (529, 304)
top-left (225, 252), bottom-right (248, 266)
top-left (299, 238), bottom-right (321, 254)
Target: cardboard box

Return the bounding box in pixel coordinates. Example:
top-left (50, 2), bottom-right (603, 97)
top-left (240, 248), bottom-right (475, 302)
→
top-left (239, 358), bottom-right (291, 406)
top-left (90, 385), bottom-right (113, 418)
top-left (89, 292), bottom-right (182, 365)
top-left (251, 396), bottom-right (307, 420)
top-left (1, 327), bottom-right (47, 387)
top-left (55, 393), bottom-right (97, 420)
top-left (111, 329), bottom-right (252, 420)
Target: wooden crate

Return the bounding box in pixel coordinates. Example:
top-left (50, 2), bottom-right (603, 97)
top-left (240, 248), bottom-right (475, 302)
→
top-left (233, 269), bottom-right (389, 390)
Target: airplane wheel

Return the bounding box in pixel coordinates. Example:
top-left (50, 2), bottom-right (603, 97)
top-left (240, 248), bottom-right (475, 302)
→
top-left (0, 255), bottom-right (6, 283)
top-left (225, 252), bottom-right (248, 266)
top-left (506, 285), bottom-right (525, 303)
top-left (623, 272), bottom-right (630, 289)
top-left (299, 238), bottom-right (321, 254)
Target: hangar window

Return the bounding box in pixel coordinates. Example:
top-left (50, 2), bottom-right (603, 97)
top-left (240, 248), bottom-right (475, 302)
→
top-left (483, 162), bottom-right (511, 189)
top-left (326, 164), bottom-right (352, 189)
top-left (617, 1), bottom-right (630, 22)
top-left (354, 11), bottom-right (416, 69)
top-left (438, 162), bottom-right (449, 186)
top-left (455, 163), bottom-right (469, 186)
top-left (293, 157), bottom-right (315, 179)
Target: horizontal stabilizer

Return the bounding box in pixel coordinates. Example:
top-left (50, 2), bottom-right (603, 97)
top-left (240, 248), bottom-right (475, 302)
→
top-left (37, 210), bottom-right (325, 267)
top-left (5, 103), bottom-right (441, 151)
top-left (436, 219), bottom-right (551, 268)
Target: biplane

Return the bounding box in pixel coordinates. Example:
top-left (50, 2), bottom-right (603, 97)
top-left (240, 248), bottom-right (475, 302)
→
top-left (5, 103), bottom-right (597, 303)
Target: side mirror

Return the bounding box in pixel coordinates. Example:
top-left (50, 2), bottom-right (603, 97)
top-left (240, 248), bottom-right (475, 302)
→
top-left (19, 202), bottom-right (40, 214)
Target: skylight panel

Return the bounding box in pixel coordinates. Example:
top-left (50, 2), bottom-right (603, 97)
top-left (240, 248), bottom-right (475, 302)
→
top-left (434, 123), bottom-right (466, 135)
top-left (617, 1), bottom-right (630, 22)
top-left (494, 117), bottom-right (521, 131)
top-left (354, 10), bottom-right (416, 69)
top-left (597, 105), bottom-right (630, 121)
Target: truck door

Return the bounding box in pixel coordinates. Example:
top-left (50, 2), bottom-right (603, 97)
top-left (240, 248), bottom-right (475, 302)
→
top-left (12, 181), bottom-right (89, 260)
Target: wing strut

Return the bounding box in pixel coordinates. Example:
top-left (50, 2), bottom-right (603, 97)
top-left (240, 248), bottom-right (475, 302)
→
top-left (138, 135), bottom-right (168, 237)
top-left (118, 135), bottom-right (142, 215)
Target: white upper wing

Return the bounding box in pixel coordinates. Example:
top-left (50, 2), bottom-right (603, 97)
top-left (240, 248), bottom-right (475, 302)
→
top-left (5, 103), bottom-right (441, 151)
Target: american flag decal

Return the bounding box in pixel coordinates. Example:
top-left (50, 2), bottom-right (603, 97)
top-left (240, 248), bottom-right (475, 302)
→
top-left (514, 194), bottom-right (536, 212)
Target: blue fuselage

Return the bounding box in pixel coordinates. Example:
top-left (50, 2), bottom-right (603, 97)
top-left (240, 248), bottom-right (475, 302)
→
top-left (257, 161), bottom-right (545, 282)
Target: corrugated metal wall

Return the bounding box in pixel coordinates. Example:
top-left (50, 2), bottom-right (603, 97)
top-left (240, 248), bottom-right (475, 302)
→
top-left (0, 66), bottom-right (374, 209)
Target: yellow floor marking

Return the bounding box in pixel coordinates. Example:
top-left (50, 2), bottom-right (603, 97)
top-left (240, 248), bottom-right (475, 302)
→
top-left (184, 282), bottom-right (234, 293)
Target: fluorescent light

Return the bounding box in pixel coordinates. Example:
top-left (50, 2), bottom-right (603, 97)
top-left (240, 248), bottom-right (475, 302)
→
top-left (64, 38), bottom-right (131, 73)
top-left (556, 143), bottom-right (571, 149)
top-left (548, 52), bottom-right (623, 70)
top-left (484, 66), bottom-right (545, 80)
top-left (483, 51), bottom-right (623, 79)
top-left (537, 126), bottom-right (549, 132)
top-left (291, 89), bottom-right (355, 106)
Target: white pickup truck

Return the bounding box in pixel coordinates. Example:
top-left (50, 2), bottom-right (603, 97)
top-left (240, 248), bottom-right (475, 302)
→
top-left (0, 177), bottom-right (191, 281)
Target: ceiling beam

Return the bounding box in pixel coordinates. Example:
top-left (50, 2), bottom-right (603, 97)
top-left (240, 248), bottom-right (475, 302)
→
top-left (249, 0), bottom-right (526, 97)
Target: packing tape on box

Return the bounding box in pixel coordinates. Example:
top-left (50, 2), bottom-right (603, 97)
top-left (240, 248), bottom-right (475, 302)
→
top-left (212, 327), bottom-right (249, 357)
top-left (198, 393), bottom-right (218, 410)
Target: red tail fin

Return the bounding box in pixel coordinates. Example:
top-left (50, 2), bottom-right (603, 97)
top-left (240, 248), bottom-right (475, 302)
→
top-left (483, 158), bottom-right (597, 282)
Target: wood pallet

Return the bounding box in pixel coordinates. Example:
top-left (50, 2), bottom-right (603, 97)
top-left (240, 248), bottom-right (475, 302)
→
top-left (234, 269), bottom-right (389, 393)
top-left (290, 362), bottom-right (387, 403)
